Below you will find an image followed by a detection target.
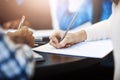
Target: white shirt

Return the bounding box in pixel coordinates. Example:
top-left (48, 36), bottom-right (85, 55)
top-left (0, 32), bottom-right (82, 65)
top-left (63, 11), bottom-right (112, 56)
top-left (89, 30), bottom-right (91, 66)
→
top-left (84, 2), bottom-right (120, 80)
top-left (83, 2), bottom-right (120, 41)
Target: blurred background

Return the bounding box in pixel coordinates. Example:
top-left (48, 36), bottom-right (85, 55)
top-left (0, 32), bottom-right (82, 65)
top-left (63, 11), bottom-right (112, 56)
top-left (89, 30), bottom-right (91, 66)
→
top-left (0, 0), bottom-right (52, 30)
top-left (0, 0), bottom-right (112, 30)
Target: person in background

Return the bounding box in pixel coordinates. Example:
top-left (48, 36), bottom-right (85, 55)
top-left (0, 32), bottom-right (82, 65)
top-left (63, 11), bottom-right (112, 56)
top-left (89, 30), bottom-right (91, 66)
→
top-left (50, 0), bottom-right (112, 30)
top-left (7, 26), bottom-right (34, 48)
top-left (0, 0), bottom-right (34, 47)
top-left (2, 19), bottom-right (30, 30)
top-left (0, 0), bottom-right (30, 30)
top-left (49, 0), bottom-right (120, 80)
top-left (0, 25), bottom-right (35, 80)
top-left (0, 0), bottom-right (52, 30)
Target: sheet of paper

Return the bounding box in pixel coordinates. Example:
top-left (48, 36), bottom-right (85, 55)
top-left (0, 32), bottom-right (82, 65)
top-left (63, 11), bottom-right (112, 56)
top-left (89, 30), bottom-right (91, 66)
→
top-left (32, 39), bottom-right (113, 58)
top-left (32, 51), bottom-right (44, 61)
top-left (33, 52), bottom-right (43, 58)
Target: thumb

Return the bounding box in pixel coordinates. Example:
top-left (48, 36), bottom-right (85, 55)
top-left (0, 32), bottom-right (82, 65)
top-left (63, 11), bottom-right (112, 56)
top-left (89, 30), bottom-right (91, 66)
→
top-left (59, 39), bottom-right (68, 47)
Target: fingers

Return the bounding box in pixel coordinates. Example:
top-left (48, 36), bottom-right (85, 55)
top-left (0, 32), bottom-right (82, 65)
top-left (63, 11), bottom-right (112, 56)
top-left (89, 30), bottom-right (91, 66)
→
top-left (49, 37), bottom-right (60, 48)
top-left (21, 26), bottom-right (34, 47)
top-left (19, 26), bottom-right (30, 34)
top-left (59, 32), bottom-right (73, 47)
top-left (49, 31), bottom-right (77, 48)
top-left (49, 36), bottom-right (72, 48)
top-left (49, 31), bottom-right (62, 48)
top-left (65, 44), bottom-right (71, 48)
top-left (13, 26), bottom-right (34, 47)
top-left (49, 40), bottom-right (57, 48)
top-left (49, 31), bottom-right (71, 48)
top-left (50, 35), bottom-right (59, 44)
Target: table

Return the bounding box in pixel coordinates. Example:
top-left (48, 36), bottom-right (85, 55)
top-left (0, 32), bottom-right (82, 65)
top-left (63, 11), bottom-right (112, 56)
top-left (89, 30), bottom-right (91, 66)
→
top-left (32, 38), bottom-right (113, 80)
top-left (32, 52), bottom-right (103, 80)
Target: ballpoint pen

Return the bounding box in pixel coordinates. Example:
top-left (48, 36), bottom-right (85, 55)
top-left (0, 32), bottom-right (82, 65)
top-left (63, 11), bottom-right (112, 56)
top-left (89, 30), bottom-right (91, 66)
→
top-left (60, 12), bottom-right (79, 41)
top-left (18, 16), bottom-right (25, 30)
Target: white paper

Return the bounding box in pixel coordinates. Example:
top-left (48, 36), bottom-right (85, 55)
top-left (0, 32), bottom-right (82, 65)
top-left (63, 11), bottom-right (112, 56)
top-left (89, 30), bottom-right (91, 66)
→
top-left (33, 52), bottom-right (43, 59)
top-left (32, 39), bottom-right (113, 58)
top-left (32, 51), bottom-right (44, 61)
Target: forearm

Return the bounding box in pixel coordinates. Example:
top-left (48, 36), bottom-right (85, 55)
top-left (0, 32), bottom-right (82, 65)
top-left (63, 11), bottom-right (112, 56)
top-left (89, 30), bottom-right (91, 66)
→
top-left (73, 19), bottom-right (111, 43)
top-left (74, 30), bottom-right (87, 43)
top-left (83, 20), bottom-right (111, 41)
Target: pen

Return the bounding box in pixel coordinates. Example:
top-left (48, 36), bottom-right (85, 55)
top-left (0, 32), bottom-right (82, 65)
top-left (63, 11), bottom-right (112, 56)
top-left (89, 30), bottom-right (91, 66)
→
top-left (18, 16), bottom-right (25, 30)
top-left (60, 12), bottom-right (79, 41)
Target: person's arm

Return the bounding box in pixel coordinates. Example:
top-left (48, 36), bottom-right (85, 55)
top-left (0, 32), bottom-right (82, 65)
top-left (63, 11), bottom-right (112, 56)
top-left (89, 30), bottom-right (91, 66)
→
top-left (7, 26), bottom-right (34, 48)
top-left (49, 30), bottom-right (87, 48)
top-left (49, 17), bottom-right (111, 48)
top-left (110, 2), bottom-right (120, 80)
top-left (83, 19), bottom-right (111, 41)
top-left (0, 32), bottom-right (34, 80)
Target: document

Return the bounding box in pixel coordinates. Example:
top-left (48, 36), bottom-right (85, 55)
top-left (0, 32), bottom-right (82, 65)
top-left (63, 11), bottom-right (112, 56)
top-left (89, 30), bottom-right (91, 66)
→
top-left (33, 51), bottom-right (44, 61)
top-left (32, 39), bottom-right (113, 58)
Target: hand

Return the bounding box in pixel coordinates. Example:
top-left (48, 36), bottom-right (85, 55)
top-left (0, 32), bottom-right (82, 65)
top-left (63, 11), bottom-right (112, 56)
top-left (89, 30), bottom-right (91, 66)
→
top-left (3, 19), bottom-right (30, 30)
top-left (7, 26), bottom-right (34, 47)
top-left (49, 30), bottom-right (87, 48)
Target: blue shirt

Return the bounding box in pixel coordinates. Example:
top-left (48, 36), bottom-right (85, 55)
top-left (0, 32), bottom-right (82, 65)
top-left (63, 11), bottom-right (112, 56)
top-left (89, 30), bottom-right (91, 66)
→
top-left (57, 0), bottom-right (112, 30)
top-left (0, 28), bottom-right (34, 80)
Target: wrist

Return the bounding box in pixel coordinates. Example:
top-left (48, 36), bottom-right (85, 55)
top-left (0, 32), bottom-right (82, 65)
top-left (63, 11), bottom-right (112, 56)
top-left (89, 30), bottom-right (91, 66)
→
top-left (75, 30), bottom-right (87, 43)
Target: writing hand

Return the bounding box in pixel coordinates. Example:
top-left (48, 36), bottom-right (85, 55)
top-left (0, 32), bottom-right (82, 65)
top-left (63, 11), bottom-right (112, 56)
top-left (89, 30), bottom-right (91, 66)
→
top-left (49, 30), bottom-right (87, 48)
top-left (7, 26), bottom-right (34, 47)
